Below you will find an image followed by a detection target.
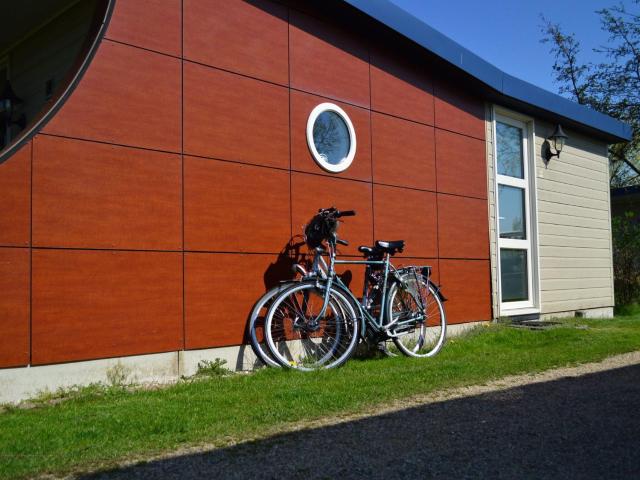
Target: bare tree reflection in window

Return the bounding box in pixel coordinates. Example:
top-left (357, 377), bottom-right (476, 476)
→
top-left (498, 184), bottom-right (526, 240)
top-left (497, 122), bottom-right (524, 178)
top-left (313, 111), bottom-right (350, 165)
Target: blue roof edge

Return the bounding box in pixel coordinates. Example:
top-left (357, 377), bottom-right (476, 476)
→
top-left (343, 0), bottom-right (632, 143)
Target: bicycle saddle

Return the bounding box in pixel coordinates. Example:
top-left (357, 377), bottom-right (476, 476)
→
top-left (358, 240), bottom-right (405, 256)
top-left (375, 240), bottom-right (405, 254)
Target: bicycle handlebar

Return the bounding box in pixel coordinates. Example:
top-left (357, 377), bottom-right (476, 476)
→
top-left (337, 210), bottom-right (356, 218)
top-left (305, 207), bottom-right (356, 249)
top-left (316, 207), bottom-right (356, 219)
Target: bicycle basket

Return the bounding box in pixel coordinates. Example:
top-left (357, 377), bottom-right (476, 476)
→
top-left (304, 212), bottom-right (338, 248)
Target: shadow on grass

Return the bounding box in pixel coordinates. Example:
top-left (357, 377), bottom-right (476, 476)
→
top-left (82, 364), bottom-right (640, 479)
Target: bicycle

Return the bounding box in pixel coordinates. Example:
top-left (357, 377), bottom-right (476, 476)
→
top-left (247, 246), bottom-right (331, 367)
top-left (261, 207), bottom-right (447, 371)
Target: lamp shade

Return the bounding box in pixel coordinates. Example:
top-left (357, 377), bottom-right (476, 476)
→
top-left (550, 124), bottom-right (568, 152)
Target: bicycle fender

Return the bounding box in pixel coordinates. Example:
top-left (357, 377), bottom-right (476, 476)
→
top-left (429, 281), bottom-right (447, 302)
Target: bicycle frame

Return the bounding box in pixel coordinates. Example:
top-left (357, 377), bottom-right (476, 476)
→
top-left (332, 256), bottom-right (391, 335)
top-left (311, 235), bottom-right (418, 338)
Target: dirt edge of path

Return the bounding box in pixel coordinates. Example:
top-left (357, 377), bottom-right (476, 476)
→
top-left (66, 350), bottom-right (640, 479)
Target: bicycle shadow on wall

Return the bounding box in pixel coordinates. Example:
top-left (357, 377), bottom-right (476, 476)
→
top-left (262, 235), bottom-right (356, 292)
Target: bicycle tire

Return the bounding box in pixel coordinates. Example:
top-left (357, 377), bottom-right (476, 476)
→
top-left (248, 282), bottom-right (297, 368)
top-left (385, 275), bottom-right (446, 358)
top-left (264, 281), bottom-right (360, 371)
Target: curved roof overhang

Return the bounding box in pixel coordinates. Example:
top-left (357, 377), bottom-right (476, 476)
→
top-left (343, 0), bottom-right (632, 144)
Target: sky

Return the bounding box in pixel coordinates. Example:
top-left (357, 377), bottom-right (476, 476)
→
top-left (388, 0), bottom-right (635, 95)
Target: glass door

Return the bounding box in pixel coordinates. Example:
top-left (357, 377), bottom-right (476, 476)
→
top-left (494, 114), bottom-right (535, 311)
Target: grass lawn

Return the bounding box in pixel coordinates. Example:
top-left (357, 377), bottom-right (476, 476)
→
top-left (1, 315), bottom-right (640, 479)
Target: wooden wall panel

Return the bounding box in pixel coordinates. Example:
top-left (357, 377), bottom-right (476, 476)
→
top-left (434, 81), bottom-right (485, 140)
top-left (392, 257), bottom-right (440, 284)
top-left (370, 48), bottom-right (434, 125)
top-left (0, 142), bottom-right (30, 247)
top-left (183, 62), bottom-right (289, 168)
top-left (291, 90), bottom-right (371, 182)
top-left (184, 0), bottom-right (288, 85)
top-left (106, 0), bottom-right (181, 56)
top-left (0, 248), bottom-right (30, 368)
top-left (439, 260), bottom-right (491, 323)
top-left (291, 173), bottom-right (373, 256)
top-left (0, 0), bottom-right (499, 370)
top-left (438, 194), bottom-right (489, 259)
top-left (32, 250), bottom-right (183, 365)
top-left (289, 9), bottom-right (370, 107)
top-left (371, 113), bottom-right (436, 191)
top-left (436, 129), bottom-right (487, 199)
top-left (373, 185), bottom-right (438, 258)
top-left (33, 136), bottom-right (182, 250)
top-left (184, 157), bottom-right (291, 253)
top-left (185, 253), bottom-right (281, 349)
top-left (43, 41), bottom-right (181, 152)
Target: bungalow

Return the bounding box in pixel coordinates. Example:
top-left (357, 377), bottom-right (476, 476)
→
top-left (0, 0), bottom-right (630, 402)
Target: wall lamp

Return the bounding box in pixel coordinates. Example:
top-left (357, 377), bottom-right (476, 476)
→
top-left (543, 124), bottom-right (568, 165)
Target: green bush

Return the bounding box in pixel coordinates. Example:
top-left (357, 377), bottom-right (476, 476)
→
top-left (615, 303), bottom-right (640, 317)
top-left (194, 358), bottom-right (232, 378)
top-left (612, 211), bottom-right (640, 306)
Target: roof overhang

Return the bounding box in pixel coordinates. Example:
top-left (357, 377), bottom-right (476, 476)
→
top-left (343, 0), bottom-right (632, 144)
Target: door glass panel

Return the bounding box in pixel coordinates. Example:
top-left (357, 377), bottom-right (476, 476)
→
top-left (500, 249), bottom-right (529, 302)
top-left (496, 121), bottom-right (524, 178)
top-left (498, 185), bottom-right (526, 239)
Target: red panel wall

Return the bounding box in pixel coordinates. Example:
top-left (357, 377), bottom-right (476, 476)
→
top-left (0, 0), bottom-right (491, 367)
top-left (0, 248), bottom-right (30, 367)
top-left (0, 143), bottom-right (30, 247)
top-left (32, 136), bottom-right (182, 250)
top-left (32, 250), bottom-right (183, 364)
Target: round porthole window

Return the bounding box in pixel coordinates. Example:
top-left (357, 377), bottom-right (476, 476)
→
top-left (306, 103), bottom-right (357, 173)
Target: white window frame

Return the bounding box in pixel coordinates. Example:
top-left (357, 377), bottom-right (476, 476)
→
top-left (306, 102), bottom-right (357, 173)
top-left (493, 108), bottom-right (540, 314)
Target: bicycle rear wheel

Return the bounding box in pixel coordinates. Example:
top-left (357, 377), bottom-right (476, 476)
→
top-left (265, 282), bottom-right (360, 371)
top-left (386, 276), bottom-right (446, 358)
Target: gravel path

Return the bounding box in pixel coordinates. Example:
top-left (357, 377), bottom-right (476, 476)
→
top-left (79, 351), bottom-right (640, 480)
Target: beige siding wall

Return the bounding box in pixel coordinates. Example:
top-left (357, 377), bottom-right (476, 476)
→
top-left (535, 120), bottom-right (614, 315)
top-left (485, 105), bottom-right (499, 317)
top-left (487, 107), bottom-right (615, 317)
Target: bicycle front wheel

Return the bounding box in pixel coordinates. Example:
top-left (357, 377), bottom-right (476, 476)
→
top-left (265, 282), bottom-right (360, 371)
top-left (386, 276), bottom-right (446, 358)
top-left (248, 282), bottom-right (297, 368)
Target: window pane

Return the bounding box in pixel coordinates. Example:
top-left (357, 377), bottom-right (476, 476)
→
top-left (500, 249), bottom-right (529, 302)
top-left (496, 121), bottom-right (524, 178)
top-left (313, 110), bottom-right (350, 166)
top-left (498, 185), bottom-right (526, 239)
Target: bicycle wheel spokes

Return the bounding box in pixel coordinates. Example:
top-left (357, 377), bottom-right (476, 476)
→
top-left (265, 282), bottom-right (359, 370)
top-left (388, 278), bottom-right (446, 358)
top-left (248, 283), bottom-right (299, 368)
